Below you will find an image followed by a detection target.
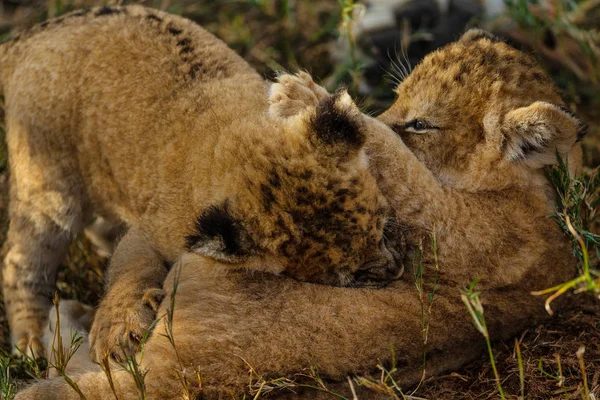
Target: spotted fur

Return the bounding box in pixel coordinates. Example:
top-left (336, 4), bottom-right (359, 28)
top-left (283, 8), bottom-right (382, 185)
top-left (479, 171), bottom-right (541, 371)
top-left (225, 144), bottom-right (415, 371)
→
top-left (14, 29), bottom-right (584, 400)
top-left (0, 6), bottom-right (399, 359)
top-left (380, 30), bottom-right (585, 184)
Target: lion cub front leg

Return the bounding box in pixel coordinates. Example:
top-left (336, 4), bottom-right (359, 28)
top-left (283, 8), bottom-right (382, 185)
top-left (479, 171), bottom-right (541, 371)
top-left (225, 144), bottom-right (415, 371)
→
top-left (268, 71), bottom-right (329, 118)
top-left (89, 228), bottom-right (167, 362)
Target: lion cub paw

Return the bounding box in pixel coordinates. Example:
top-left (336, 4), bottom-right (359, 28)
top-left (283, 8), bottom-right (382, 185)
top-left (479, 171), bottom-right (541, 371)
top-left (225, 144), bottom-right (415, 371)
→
top-left (269, 71), bottom-right (330, 118)
top-left (89, 288), bottom-right (164, 362)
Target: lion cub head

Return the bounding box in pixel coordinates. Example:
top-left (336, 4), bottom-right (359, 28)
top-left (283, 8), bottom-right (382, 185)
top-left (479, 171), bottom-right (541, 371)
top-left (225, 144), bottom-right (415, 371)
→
top-left (380, 29), bottom-right (586, 190)
top-left (185, 90), bottom-right (402, 287)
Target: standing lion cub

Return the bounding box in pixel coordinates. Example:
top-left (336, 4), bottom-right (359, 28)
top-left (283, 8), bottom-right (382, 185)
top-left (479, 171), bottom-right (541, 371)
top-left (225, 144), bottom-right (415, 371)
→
top-left (0, 5), bottom-right (402, 357)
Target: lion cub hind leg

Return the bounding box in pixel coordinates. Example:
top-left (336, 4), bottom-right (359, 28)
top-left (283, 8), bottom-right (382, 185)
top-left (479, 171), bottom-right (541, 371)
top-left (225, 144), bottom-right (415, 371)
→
top-left (2, 116), bottom-right (87, 357)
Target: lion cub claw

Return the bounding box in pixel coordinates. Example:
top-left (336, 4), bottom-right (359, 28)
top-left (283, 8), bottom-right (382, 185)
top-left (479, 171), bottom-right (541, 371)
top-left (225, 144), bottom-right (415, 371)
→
top-left (90, 287), bottom-right (165, 362)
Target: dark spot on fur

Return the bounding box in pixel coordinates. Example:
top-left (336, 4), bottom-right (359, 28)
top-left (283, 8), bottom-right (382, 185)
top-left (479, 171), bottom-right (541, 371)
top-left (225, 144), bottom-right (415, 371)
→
top-left (261, 184), bottom-right (276, 211)
top-left (145, 14), bottom-right (163, 22)
top-left (95, 6), bottom-right (119, 16)
top-left (326, 179), bottom-right (341, 191)
top-left (519, 139), bottom-right (545, 157)
top-left (185, 202), bottom-right (244, 256)
top-left (168, 25), bottom-right (183, 35)
top-left (330, 203), bottom-right (345, 214)
top-left (275, 216), bottom-right (287, 230)
top-left (334, 236), bottom-right (349, 247)
top-left (453, 70), bottom-right (463, 83)
top-left (336, 188), bottom-right (350, 198)
top-left (497, 68), bottom-right (511, 81)
top-left (279, 239), bottom-right (294, 257)
top-left (268, 171), bottom-right (282, 188)
top-left (300, 170), bottom-right (313, 180)
top-left (189, 63), bottom-right (203, 79)
top-left (532, 72), bottom-right (543, 82)
top-left (289, 209), bottom-right (304, 223)
top-left (312, 92), bottom-right (365, 149)
top-left (481, 50), bottom-right (498, 66)
top-left (177, 38), bottom-right (192, 47)
top-left (180, 46), bottom-right (193, 54)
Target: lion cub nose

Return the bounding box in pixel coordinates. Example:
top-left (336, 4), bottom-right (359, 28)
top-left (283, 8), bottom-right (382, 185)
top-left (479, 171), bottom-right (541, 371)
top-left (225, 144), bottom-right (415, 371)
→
top-left (353, 248), bottom-right (403, 288)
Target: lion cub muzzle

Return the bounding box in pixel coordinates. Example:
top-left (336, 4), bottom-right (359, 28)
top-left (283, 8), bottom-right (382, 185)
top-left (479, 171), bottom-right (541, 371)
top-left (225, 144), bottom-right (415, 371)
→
top-left (353, 217), bottom-right (405, 288)
top-left (353, 242), bottom-right (404, 288)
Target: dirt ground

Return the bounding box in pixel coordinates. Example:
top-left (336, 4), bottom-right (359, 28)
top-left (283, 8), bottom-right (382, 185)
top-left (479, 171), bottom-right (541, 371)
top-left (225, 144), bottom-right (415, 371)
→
top-left (0, 1), bottom-right (598, 399)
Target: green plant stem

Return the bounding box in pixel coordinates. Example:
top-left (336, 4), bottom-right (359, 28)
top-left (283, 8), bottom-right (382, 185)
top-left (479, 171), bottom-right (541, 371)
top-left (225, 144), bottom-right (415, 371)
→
top-left (486, 336), bottom-right (506, 400)
top-left (515, 339), bottom-right (525, 399)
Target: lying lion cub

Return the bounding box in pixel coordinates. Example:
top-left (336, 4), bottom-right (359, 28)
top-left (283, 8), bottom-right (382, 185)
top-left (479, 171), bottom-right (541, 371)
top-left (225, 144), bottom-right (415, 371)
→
top-left (17, 30), bottom-right (584, 399)
top-left (1, 5), bottom-right (402, 357)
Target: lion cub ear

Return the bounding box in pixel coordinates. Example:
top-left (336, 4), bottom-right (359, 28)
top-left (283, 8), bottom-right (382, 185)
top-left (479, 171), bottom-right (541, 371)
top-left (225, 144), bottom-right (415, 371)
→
top-left (501, 101), bottom-right (587, 168)
top-left (185, 202), bottom-right (254, 263)
top-left (309, 89), bottom-right (366, 157)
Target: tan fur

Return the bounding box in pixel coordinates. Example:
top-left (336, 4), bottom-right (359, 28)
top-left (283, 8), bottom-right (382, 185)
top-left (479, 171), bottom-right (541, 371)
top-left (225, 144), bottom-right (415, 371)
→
top-left (15, 31), bottom-right (582, 399)
top-left (0, 6), bottom-right (399, 357)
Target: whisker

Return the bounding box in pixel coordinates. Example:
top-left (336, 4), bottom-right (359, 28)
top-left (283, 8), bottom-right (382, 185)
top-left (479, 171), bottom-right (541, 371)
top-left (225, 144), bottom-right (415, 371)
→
top-left (391, 43), bottom-right (408, 80)
top-left (386, 47), bottom-right (406, 83)
top-left (394, 47), bottom-right (410, 79)
top-left (401, 44), bottom-right (412, 73)
top-left (383, 71), bottom-right (402, 86)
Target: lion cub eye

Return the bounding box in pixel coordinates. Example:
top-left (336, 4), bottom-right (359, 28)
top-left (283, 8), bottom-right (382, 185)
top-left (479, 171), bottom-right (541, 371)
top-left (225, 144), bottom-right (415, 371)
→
top-left (403, 119), bottom-right (438, 133)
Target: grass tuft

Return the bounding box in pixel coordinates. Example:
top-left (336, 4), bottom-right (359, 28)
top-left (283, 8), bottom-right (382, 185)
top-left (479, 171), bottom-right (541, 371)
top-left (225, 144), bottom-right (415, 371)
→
top-left (243, 358), bottom-right (351, 399)
top-left (515, 338), bottom-right (525, 399)
top-left (98, 356), bottom-right (120, 400)
top-left (0, 356), bottom-right (16, 400)
top-left (48, 293), bottom-right (87, 399)
top-left (461, 280), bottom-right (506, 400)
top-left (116, 350), bottom-right (148, 400)
top-left (410, 230), bottom-right (439, 392)
top-left (158, 261), bottom-right (202, 399)
top-left (532, 154), bottom-right (600, 313)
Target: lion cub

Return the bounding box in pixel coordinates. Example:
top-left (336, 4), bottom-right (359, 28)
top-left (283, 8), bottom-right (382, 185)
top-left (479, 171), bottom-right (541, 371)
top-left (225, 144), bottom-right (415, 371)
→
top-left (0, 5), bottom-right (401, 356)
top-left (14, 30), bottom-right (586, 400)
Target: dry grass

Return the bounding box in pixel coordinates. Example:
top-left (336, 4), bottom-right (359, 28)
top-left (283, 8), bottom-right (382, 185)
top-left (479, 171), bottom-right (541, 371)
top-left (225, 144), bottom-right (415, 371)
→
top-left (418, 295), bottom-right (600, 400)
top-left (0, 0), bottom-right (599, 399)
